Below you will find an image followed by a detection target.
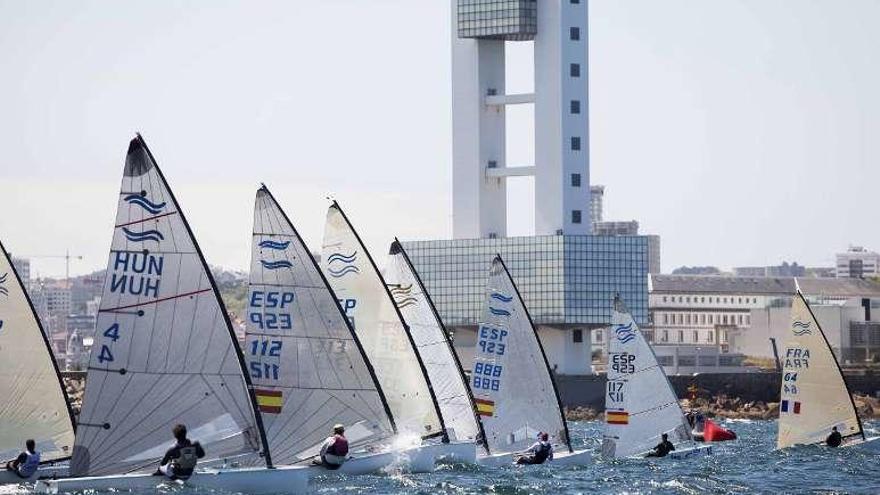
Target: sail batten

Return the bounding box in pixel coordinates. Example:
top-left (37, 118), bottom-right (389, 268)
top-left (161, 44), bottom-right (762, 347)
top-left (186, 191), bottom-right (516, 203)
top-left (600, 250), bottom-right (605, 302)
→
top-left (243, 188), bottom-right (395, 466)
top-left (470, 256), bottom-right (571, 455)
top-left (321, 203), bottom-right (444, 439)
top-left (0, 240), bottom-right (76, 464)
top-left (71, 136), bottom-right (267, 476)
top-left (777, 292), bottom-right (863, 448)
top-left (384, 240), bottom-right (487, 449)
top-left (602, 297), bottom-right (693, 459)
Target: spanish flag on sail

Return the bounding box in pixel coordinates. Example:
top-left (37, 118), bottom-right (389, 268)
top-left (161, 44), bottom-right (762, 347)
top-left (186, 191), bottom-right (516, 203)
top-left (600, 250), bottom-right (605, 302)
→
top-left (475, 398), bottom-right (495, 417)
top-left (606, 410), bottom-right (629, 425)
top-left (255, 389), bottom-right (283, 414)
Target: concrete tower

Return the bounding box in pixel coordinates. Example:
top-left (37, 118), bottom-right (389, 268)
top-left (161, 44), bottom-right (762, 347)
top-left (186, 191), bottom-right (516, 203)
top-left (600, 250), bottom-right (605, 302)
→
top-left (452, 0), bottom-right (590, 238)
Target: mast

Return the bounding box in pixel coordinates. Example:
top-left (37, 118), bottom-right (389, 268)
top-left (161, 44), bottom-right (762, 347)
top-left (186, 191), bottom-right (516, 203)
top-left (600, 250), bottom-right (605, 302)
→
top-left (797, 290), bottom-right (866, 441)
top-left (137, 134), bottom-right (274, 468)
top-left (259, 186), bottom-right (397, 434)
top-left (391, 238), bottom-right (490, 453)
top-left (0, 240), bottom-right (77, 441)
top-left (495, 255), bottom-right (573, 453)
top-left (330, 202), bottom-right (448, 441)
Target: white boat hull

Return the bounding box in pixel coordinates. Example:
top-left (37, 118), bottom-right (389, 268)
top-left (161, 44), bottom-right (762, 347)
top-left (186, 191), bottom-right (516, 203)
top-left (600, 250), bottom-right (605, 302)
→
top-left (667, 444), bottom-right (713, 459)
top-left (34, 465), bottom-right (309, 494)
top-left (841, 435), bottom-right (880, 451)
top-left (0, 464), bottom-right (68, 485)
top-left (477, 447), bottom-right (591, 467)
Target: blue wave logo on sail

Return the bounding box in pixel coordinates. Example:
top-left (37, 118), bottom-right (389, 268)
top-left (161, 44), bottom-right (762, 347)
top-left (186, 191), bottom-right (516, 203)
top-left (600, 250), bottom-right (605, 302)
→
top-left (124, 194), bottom-right (166, 214)
top-left (490, 292), bottom-right (513, 303)
top-left (792, 321), bottom-right (812, 336)
top-left (0, 272), bottom-right (7, 297)
top-left (615, 322), bottom-right (636, 344)
top-left (260, 260), bottom-right (293, 270)
top-left (489, 306), bottom-right (511, 316)
top-left (122, 227), bottom-right (164, 243)
top-left (258, 240), bottom-right (290, 251)
top-left (389, 284), bottom-right (417, 308)
top-left (327, 251), bottom-right (359, 278)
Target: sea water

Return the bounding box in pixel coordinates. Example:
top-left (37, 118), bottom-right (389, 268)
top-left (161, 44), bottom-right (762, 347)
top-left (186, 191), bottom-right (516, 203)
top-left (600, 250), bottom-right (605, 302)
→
top-left (3, 420), bottom-right (877, 495)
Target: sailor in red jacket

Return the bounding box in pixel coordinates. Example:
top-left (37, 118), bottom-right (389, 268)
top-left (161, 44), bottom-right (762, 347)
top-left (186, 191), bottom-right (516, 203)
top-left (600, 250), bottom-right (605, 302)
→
top-left (318, 424), bottom-right (349, 470)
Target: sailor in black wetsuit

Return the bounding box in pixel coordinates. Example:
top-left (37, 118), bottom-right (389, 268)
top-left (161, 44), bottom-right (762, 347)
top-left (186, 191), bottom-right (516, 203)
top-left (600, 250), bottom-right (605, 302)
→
top-left (646, 433), bottom-right (675, 458)
top-left (826, 426), bottom-right (842, 447)
top-left (515, 432), bottom-right (553, 465)
top-left (155, 424), bottom-right (205, 479)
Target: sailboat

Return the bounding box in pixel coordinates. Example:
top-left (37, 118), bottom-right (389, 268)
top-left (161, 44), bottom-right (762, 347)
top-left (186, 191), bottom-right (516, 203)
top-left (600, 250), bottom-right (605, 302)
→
top-left (470, 256), bottom-right (590, 466)
top-left (601, 295), bottom-right (712, 459)
top-left (243, 186), bottom-right (434, 475)
top-left (37, 135), bottom-right (309, 494)
top-left (321, 202), bottom-right (466, 467)
top-left (0, 240), bottom-right (76, 484)
top-left (383, 239), bottom-right (485, 461)
top-left (776, 290), bottom-right (880, 450)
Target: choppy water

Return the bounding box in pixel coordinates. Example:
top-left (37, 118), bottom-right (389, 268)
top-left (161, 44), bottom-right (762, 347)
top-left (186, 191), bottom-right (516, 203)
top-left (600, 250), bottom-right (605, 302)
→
top-left (310, 420), bottom-right (880, 495)
top-left (3, 420), bottom-right (878, 495)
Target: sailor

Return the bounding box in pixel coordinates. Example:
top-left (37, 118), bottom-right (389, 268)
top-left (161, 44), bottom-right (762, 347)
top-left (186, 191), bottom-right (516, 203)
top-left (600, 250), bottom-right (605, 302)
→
top-left (514, 432), bottom-right (553, 465)
top-left (318, 424), bottom-right (349, 470)
top-left (646, 433), bottom-right (675, 458)
top-left (155, 424), bottom-right (205, 480)
top-left (5, 439), bottom-right (40, 479)
top-left (826, 426), bottom-right (842, 448)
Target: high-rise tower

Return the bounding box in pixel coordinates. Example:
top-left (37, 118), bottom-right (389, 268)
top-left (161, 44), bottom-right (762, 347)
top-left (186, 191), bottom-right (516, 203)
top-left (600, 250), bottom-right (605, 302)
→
top-left (452, 0), bottom-right (590, 238)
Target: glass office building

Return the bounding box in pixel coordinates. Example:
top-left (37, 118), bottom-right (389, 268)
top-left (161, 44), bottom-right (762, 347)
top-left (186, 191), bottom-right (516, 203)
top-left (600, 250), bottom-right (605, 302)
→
top-left (457, 0), bottom-right (538, 40)
top-left (402, 235), bottom-right (648, 328)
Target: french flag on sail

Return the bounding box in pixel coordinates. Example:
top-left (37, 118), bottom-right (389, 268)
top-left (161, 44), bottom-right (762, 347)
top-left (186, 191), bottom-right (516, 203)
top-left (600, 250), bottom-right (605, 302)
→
top-left (781, 400), bottom-right (801, 414)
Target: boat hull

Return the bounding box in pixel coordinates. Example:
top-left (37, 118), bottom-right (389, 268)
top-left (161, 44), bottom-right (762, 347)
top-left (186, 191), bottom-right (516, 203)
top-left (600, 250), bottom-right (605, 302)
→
top-left (34, 465), bottom-right (309, 494)
top-left (0, 464), bottom-right (68, 485)
top-left (841, 435), bottom-right (880, 452)
top-left (477, 447), bottom-right (591, 467)
top-left (667, 444), bottom-right (713, 459)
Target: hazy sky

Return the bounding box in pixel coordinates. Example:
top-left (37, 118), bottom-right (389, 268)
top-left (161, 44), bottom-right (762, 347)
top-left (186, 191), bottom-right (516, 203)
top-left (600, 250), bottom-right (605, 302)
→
top-left (1, 0), bottom-right (878, 278)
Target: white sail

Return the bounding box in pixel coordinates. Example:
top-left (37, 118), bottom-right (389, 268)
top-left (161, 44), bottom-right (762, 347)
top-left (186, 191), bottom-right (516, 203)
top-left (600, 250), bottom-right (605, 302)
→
top-left (471, 256), bottom-right (570, 455)
top-left (0, 242), bottom-right (75, 463)
top-left (321, 203), bottom-right (443, 438)
top-left (384, 240), bottom-right (484, 445)
top-left (71, 136), bottom-right (266, 476)
top-left (244, 187), bottom-right (396, 464)
top-left (777, 292), bottom-right (863, 448)
top-left (602, 297), bottom-right (692, 458)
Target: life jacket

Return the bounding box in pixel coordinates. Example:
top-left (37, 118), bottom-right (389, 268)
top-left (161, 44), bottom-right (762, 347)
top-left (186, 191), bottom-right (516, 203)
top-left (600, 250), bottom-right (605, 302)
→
top-left (18, 451), bottom-right (41, 478)
top-left (532, 442), bottom-right (552, 464)
top-left (171, 446), bottom-right (199, 476)
top-left (326, 435), bottom-right (349, 457)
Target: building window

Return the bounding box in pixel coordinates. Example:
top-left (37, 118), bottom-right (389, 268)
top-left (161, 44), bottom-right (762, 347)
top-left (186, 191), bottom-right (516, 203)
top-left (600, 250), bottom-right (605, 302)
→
top-left (700, 314), bottom-right (706, 325)
top-left (662, 296), bottom-right (667, 303)
top-left (686, 314), bottom-right (691, 325)
top-left (571, 0), bottom-right (580, 3)
top-left (573, 329), bottom-right (583, 343)
top-left (570, 27), bottom-right (580, 40)
top-left (572, 210), bottom-right (582, 224)
top-left (663, 314), bottom-right (669, 324)
top-left (723, 315), bottom-right (728, 325)
top-left (745, 315), bottom-right (750, 325)
top-left (708, 330), bottom-right (715, 343)
top-left (571, 136), bottom-right (581, 151)
top-left (570, 63), bottom-right (580, 77)
top-left (594, 329), bottom-right (602, 342)
top-left (662, 330), bottom-right (669, 342)
top-left (686, 297), bottom-right (691, 303)
top-left (693, 330), bottom-right (699, 342)
top-left (737, 314), bottom-right (743, 325)
top-left (708, 314), bottom-right (713, 324)
top-left (701, 297), bottom-right (705, 303)
top-left (570, 100), bottom-right (581, 114)
top-left (571, 173), bottom-right (581, 187)
top-left (678, 330), bottom-right (684, 342)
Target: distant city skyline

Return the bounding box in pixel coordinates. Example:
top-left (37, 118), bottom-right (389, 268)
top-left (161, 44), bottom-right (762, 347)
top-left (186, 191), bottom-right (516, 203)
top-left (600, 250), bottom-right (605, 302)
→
top-left (2, 1), bottom-right (879, 278)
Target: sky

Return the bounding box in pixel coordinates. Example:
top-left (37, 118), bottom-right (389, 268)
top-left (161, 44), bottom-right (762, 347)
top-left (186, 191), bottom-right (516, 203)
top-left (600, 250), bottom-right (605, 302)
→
top-left (1, 0), bottom-right (878, 278)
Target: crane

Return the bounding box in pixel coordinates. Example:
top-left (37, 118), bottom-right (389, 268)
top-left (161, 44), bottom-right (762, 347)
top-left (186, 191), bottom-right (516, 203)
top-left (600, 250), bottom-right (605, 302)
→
top-left (25, 250), bottom-right (84, 288)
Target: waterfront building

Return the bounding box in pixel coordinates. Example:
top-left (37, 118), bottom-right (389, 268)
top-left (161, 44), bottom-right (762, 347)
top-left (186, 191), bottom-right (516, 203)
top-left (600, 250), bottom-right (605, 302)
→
top-left (734, 262), bottom-right (805, 278)
top-left (11, 257), bottom-right (30, 289)
top-left (649, 275), bottom-right (880, 374)
top-left (403, 1), bottom-right (649, 376)
top-left (836, 246), bottom-right (880, 279)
